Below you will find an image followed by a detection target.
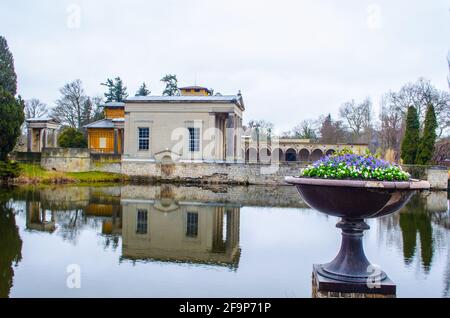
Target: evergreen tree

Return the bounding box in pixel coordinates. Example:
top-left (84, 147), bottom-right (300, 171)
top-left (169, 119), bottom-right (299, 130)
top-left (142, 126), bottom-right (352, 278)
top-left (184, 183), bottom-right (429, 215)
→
top-left (0, 36), bottom-right (17, 96)
top-left (400, 106), bottom-right (420, 164)
top-left (161, 74), bottom-right (179, 96)
top-left (101, 77), bottom-right (128, 102)
top-left (135, 82), bottom-right (151, 96)
top-left (58, 127), bottom-right (87, 148)
top-left (0, 88), bottom-right (24, 161)
top-left (416, 104), bottom-right (437, 165)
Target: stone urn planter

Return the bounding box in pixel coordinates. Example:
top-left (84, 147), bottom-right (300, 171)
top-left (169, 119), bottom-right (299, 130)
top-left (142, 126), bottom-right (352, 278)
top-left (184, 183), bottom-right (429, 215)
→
top-left (285, 176), bottom-right (430, 294)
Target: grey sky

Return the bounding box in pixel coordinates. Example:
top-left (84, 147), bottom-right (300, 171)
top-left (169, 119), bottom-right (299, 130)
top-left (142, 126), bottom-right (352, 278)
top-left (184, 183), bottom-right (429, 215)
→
top-left (1, 0), bottom-right (449, 133)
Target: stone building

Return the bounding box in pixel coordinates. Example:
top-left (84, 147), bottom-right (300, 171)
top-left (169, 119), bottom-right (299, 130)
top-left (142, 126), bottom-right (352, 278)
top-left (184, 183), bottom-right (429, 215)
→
top-left (123, 86), bottom-right (244, 163)
top-left (25, 117), bottom-right (59, 152)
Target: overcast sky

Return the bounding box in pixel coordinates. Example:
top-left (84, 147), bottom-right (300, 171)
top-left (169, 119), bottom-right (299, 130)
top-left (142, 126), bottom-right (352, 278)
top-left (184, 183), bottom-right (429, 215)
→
top-left (1, 0), bottom-right (449, 133)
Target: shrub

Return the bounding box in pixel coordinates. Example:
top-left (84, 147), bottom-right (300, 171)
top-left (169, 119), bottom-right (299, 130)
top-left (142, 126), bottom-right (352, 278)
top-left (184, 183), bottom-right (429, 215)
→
top-left (58, 127), bottom-right (87, 148)
top-left (301, 151), bottom-right (410, 181)
top-left (0, 161), bottom-right (21, 180)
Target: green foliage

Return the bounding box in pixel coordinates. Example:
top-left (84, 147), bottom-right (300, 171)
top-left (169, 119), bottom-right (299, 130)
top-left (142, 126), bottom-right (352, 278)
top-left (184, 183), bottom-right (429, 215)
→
top-left (401, 106), bottom-right (420, 164)
top-left (58, 127), bottom-right (87, 148)
top-left (0, 87), bottom-right (25, 161)
top-left (416, 104), bottom-right (437, 165)
top-left (135, 82), bottom-right (151, 96)
top-left (0, 160), bottom-right (21, 180)
top-left (0, 36), bottom-right (17, 95)
top-left (301, 150), bottom-right (410, 181)
top-left (101, 77), bottom-right (128, 102)
top-left (161, 74), bottom-right (179, 96)
top-left (0, 192), bottom-right (23, 297)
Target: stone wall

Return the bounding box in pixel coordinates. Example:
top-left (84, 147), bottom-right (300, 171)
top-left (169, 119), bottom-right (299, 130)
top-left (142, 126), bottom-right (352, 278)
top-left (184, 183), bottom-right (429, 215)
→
top-left (90, 153), bottom-right (122, 174)
top-left (121, 160), bottom-right (307, 185)
top-left (402, 165), bottom-right (448, 190)
top-left (11, 151), bottom-right (42, 163)
top-left (41, 148), bottom-right (91, 172)
top-left (37, 148), bottom-right (448, 188)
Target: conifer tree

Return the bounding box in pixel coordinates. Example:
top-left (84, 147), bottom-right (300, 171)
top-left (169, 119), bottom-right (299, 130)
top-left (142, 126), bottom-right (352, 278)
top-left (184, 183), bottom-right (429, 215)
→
top-left (0, 36), bottom-right (17, 95)
top-left (416, 104), bottom-right (437, 165)
top-left (101, 77), bottom-right (128, 102)
top-left (0, 36), bottom-right (24, 161)
top-left (400, 106), bottom-right (420, 164)
top-left (135, 82), bottom-right (150, 96)
top-left (161, 74), bottom-right (179, 96)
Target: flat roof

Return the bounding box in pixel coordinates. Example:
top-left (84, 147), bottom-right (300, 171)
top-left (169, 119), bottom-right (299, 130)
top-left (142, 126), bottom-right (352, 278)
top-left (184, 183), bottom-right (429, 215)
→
top-left (100, 102), bottom-right (125, 108)
top-left (126, 95), bottom-right (244, 110)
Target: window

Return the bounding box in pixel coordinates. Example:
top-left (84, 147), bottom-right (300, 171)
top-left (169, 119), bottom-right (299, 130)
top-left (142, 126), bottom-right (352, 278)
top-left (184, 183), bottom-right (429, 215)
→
top-left (188, 127), bottom-right (200, 152)
top-left (186, 212), bottom-right (198, 237)
top-left (138, 127), bottom-right (149, 150)
top-left (136, 209), bottom-right (148, 234)
top-left (99, 137), bottom-right (107, 149)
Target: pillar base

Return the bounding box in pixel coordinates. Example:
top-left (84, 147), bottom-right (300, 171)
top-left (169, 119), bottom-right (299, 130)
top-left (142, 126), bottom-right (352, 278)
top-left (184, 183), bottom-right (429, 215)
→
top-left (312, 264), bottom-right (396, 297)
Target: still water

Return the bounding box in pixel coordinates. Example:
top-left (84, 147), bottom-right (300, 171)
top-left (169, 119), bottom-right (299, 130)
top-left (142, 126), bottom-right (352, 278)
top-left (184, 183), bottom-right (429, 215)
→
top-left (0, 184), bottom-right (449, 298)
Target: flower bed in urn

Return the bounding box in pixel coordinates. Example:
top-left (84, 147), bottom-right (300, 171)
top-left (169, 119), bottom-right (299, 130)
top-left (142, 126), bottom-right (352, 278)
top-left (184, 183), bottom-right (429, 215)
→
top-left (300, 149), bottom-right (410, 181)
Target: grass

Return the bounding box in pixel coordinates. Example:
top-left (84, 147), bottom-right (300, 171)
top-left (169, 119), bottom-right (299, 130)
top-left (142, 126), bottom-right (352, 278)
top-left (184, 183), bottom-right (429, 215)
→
top-left (15, 163), bottom-right (128, 184)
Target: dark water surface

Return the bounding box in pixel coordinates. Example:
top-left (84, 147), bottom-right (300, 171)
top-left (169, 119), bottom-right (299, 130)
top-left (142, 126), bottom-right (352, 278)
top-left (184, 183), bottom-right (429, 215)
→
top-left (0, 185), bottom-right (448, 298)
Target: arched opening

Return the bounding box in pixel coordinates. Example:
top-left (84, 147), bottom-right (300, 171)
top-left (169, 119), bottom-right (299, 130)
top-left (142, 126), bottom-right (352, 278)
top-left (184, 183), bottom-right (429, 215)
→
top-left (298, 148), bottom-right (310, 161)
top-left (285, 148), bottom-right (297, 162)
top-left (272, 148), bottom-right (283, 162)
top-left (326, 149), bottom-right (335, 156)
top-left (311, 149), bottom-right (324, 161)
top-left (259, 148), bottom-right (271, 163)
top-left (246, 147), bottom-right (258, 163)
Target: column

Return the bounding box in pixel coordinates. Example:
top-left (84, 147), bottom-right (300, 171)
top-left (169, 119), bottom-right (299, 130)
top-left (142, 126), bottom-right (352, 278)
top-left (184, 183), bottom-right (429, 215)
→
top-left (225, 113), bottom-right (235, 162)
top-left (120, 129), bottom-right (124, 154)
top-left (27, 128), bottom-right (32, 152)
top-left (235, 116), bottom-right (243, 162)
top-left (42, 128), bottom-right (47, 151)
top-left (113, 128), bottom-right (119, 154)
top-left (53, 129), bottom-right (57, 147)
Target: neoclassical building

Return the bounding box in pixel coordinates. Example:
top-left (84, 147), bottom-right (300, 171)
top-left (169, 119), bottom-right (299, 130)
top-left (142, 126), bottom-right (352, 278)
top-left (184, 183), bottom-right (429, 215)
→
top-left (83, 86), bottom-right (244, 163)
top-left (123, 86), bottom-right (244, 163)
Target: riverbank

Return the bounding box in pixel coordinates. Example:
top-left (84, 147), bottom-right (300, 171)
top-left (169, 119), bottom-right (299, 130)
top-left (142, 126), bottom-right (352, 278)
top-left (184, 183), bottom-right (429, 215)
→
top-left (12, 163), bottom-right (128, 185)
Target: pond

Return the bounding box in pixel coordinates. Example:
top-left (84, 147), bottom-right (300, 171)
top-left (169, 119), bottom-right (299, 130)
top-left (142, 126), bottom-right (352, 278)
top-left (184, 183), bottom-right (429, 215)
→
top-left (0, 185), bottom-right (448, 298)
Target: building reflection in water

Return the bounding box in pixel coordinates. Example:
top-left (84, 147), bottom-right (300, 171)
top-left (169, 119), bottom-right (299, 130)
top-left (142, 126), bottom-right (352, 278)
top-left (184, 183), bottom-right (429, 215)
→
top-left (120, 199), bottom-right (240, 268)
top-left (83, 185), bottom-right (241, 268)
top-left (26, 200), bottom-right (56, 233)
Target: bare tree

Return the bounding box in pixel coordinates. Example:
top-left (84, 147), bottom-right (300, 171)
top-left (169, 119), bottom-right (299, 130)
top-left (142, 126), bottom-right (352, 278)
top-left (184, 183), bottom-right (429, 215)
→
top-left (24, 98), bottom-right (48, 119)
top-left (286, 120), bottom-right (317, 140)
top-left (52, 79), bottom-right (88, 129)
top-left (246, 120), bottom-right (274, 138)
top-left (52, 80), bottom-right (103, 129)
top-left (319, 114), bottom-right (346, 144)
top-left (379, 96), bottom-right (404, 157)
top-left (386, 78), bottom-right (449, 137)
top-left (339, 98), bottom-right (372, 142)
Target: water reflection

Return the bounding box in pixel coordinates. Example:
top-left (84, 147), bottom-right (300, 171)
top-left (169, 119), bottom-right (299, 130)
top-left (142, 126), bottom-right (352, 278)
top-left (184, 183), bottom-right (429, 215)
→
top-left (379, 190), bottom-right (449, 297)
top-left (0, 189), bottom-right (23, 298)
top-left (0, 184), bottom-right (448, 297)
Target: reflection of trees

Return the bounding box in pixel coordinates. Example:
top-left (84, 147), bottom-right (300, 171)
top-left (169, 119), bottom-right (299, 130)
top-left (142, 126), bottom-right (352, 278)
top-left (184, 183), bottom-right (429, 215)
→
top-left (0, 192), bottom-right (23, 298)
top-left (54, 209), bottom-right (101, 245)
top-left (399, 194), bottom-right (433, 272)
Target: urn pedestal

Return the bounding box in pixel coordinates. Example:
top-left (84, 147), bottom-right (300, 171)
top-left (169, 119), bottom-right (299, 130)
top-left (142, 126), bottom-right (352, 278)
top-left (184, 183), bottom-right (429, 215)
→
top-left (285, 177), bottom-right (430, 297)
